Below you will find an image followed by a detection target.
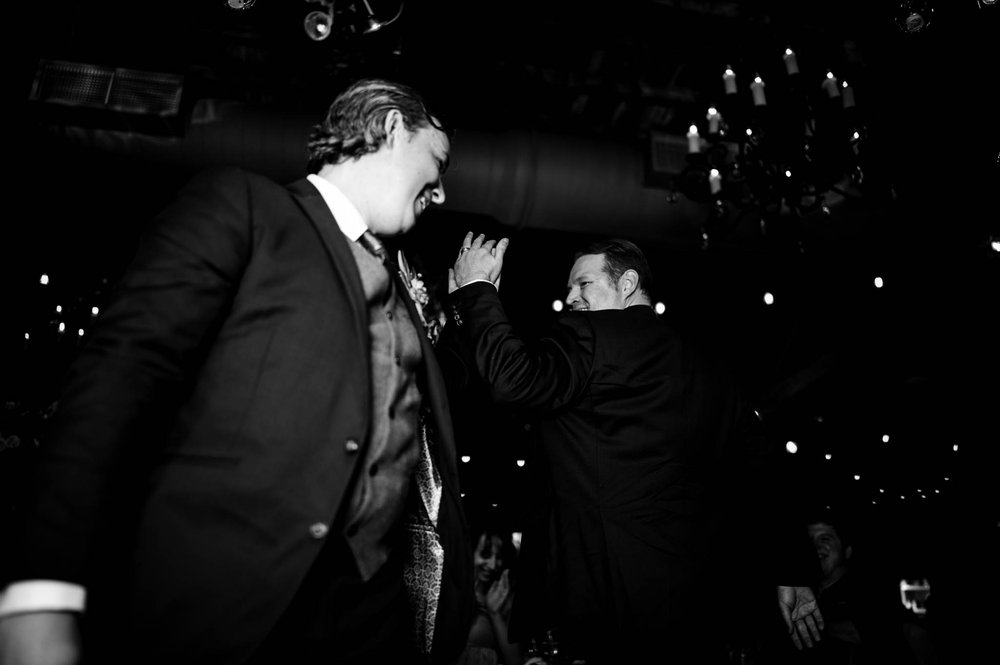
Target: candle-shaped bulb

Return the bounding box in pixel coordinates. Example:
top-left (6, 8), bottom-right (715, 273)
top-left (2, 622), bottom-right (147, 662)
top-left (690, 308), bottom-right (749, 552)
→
top-left (723, 66), bottom-right (737, 95)
top-left (706, 106), bottom-right (721, 134)
top-left (841, 80), bottom-right (855, 108)
top-left (750, 75), bottom-right (766, 106)
top-left (709, 168), bottom-right (722, 194)
top-left (686, 124), bottom-right (701, 153)
top-left (783, 48), bottom-right (799, 75)
top-left (823, 71), bottom-right (840, 98)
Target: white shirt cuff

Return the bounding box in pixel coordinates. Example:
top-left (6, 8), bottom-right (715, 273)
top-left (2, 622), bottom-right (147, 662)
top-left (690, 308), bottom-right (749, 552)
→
top-left (0, 581), bottom-right (86, 617)
top-left (460, 278), bottom-right (496, 289)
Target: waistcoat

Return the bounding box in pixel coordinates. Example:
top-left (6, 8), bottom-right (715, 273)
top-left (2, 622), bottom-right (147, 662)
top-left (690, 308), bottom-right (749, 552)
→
top-left (342, 238), bottom-right (424, 580)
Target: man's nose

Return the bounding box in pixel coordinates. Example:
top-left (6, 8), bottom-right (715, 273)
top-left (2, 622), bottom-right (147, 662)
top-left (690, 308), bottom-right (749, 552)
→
top-left (566, 288), bottom-right (580, 306)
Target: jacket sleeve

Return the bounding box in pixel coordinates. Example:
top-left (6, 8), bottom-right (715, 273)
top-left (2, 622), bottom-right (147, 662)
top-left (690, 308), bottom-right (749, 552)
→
top-left (445, 281), bottom-right (594, 414)
top-left (9, 167), bottom-right (255, 585)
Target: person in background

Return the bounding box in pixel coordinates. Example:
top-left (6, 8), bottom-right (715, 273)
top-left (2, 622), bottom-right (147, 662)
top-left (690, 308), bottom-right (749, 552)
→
top-left (0, 77), bottom-right (473, 665)
top-left (440, 234), bottom-right (823, 665)
top-left (791, 507), bottom-right (935, 665)
top-left (458, 510), bottom-right (524, 665)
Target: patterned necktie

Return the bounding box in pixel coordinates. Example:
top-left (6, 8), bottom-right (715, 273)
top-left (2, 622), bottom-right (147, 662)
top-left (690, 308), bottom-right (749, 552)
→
top-left (357, 229), bottom-right (444, 656)
top-left (358, 230), bottom-right (389, 265)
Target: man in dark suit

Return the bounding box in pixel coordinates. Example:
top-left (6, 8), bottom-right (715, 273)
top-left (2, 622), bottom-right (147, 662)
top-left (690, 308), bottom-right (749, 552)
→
top-left (0, 78), bottom-right (473, 665)
top-left (442, 234), bottom-right (824, 664)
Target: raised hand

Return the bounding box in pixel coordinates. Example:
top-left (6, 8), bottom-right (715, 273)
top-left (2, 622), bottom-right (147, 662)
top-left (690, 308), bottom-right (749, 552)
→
top-left (777, 585), bottom-right (824, 650)
top-left (449, 231), bottom-right (509, 293)
top-left (484, 569), bottom-right (512, 617)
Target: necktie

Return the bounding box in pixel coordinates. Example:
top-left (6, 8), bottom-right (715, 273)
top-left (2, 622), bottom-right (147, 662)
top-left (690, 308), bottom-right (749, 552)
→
top-left (358, 230), bottom-right (389, 265)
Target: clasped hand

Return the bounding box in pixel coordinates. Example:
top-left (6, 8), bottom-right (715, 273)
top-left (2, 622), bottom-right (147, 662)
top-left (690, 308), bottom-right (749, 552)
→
top-left (477, 569), bottom-right (513, 617)
top-left (448, 231), bottom-right (509, 294)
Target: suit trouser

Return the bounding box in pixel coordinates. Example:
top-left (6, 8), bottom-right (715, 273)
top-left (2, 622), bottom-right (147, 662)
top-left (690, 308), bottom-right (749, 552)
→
top-left (248, 534), bottom-right (419, 665)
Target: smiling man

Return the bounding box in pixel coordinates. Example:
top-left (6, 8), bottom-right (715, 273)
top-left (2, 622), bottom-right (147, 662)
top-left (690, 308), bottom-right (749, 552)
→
top-left (564, 241), bottom-right (652, 312)
top-left (442, 235), bottom-right (824, 665)
top-left (0, 78), bottom-right (473, 665)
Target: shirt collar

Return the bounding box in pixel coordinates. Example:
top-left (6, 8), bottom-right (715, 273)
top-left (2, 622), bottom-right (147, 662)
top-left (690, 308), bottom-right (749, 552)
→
top-left (306, 173), bottom-right (368, 242)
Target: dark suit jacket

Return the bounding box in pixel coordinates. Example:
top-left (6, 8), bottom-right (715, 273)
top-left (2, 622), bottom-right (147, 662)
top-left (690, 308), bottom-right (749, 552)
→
top-left (10, 167), bottom-right (473, 664)
top-left (442, 282), bottom-right (807, 657)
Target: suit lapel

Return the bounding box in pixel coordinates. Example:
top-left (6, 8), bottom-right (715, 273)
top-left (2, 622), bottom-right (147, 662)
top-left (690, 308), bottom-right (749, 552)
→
top-left (288, 178), bottom-right (368, 345)
top-left (291, 176), bottom-right (460, 491)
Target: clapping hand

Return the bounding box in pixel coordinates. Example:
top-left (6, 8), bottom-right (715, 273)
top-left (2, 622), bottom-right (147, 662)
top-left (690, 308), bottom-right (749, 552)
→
top-left (448, 231), bottom-right (509, 294)
top-left (483, 569), bottom-right (512, 617)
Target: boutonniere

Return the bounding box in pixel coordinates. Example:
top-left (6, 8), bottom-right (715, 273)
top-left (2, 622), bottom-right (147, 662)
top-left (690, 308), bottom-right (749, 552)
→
top-left (397, 250), bottom-right (445, 345)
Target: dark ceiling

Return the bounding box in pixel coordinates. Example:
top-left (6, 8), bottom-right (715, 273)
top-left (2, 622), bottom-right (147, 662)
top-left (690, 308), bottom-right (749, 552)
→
top-left (7, 0), bottom-right (999, 568)
top-left (14, 1), bottom-right (997, 137)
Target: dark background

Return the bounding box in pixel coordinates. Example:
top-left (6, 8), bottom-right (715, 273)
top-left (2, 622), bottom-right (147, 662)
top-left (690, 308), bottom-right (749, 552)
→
top-left (3, 1), bottom-right (998, 648)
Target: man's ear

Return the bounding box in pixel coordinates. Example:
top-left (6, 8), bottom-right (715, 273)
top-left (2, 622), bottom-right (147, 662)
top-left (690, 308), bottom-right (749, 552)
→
top-left (620, 269), bottom-right (639, 299)
top-left (384, 109), bottom-right (404, 146)
top-left (844, 544), bottom-right (853, 561)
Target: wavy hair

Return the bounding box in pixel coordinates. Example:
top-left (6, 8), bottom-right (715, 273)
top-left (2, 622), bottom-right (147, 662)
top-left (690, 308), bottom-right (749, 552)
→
top-left (306, 78), bottom-right (447, 173)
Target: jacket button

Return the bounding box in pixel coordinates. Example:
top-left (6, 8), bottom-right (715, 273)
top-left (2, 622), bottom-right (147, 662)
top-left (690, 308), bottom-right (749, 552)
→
top-left (345, 439), bottom-right (359, 453)
top-left (308, 522), bottom-right (329, 539)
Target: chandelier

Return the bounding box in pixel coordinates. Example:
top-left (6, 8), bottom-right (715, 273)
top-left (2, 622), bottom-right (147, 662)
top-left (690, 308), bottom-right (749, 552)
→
top-left (676, 50), bottom-right (889, 250)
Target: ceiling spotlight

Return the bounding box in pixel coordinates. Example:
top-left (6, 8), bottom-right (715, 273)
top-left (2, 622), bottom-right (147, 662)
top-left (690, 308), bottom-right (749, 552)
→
top-left (304, 1), bottom-right (335, 41)
top-left (893, 0), bottom-right (934, 33)
top-left (361, 0), bottom-right (404, 34)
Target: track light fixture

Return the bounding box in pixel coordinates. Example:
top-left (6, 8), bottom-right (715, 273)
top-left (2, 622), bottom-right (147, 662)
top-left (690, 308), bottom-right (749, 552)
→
top-left (304, 0), bottom-right (335, 41)
top-left (893, 0), bottom-right (934, 33)
top-left (361, 0), bottom-right (404, 34)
